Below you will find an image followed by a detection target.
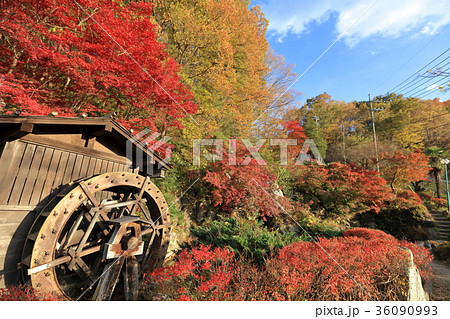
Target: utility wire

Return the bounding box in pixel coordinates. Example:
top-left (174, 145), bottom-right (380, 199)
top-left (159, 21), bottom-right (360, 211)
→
top-left (407, 72), bottom-right (450, 98)
top-left (386, 46), bottom-right (450, 94)
top-left (397, 59), bottom-right (450, 95)
top-left (375, 113), bottom-right (450, 132)
top-left (400, 64), bottom-right (450, 96)
top-left (417, 80), bottom-right (450, 99)
top-left (375, 24), bottom-right (449, 94)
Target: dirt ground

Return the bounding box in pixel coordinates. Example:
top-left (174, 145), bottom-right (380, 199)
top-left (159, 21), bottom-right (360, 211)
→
top-left (429, 261), bottom-right (450, 301)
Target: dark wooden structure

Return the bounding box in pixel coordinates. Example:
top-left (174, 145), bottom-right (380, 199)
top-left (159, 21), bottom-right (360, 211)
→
top-left (0, 115), bottom-right (171, 300)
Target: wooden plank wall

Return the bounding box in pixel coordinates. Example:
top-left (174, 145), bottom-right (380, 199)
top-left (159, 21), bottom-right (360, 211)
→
top-left (0, 140), bottom-right (132, 208)
top-left (0, 139), bottom-right (134, 287)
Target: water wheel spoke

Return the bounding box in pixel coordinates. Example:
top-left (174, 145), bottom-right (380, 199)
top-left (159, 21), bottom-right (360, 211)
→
top-left (27, 244), bottom-right (103, 275)
top-left (79, 181), bottom-right (100, 207)
top-left (73, 256), bottom-right (97, 282)
top-left (137, 201), bottom-right (152, 221)
top-left (75, 210), bottom-right (102, 255)
top-left (61, 210), bottom-right (85, 250)
top-left (117, 191), bottom-right (133, 218)
top-left (129, 176), bottom-right (150, 216)
top-left (141, 227), bottom-right (158, 269)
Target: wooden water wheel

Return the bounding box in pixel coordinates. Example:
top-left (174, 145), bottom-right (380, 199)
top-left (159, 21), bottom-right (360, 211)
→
top-left (21, 172), bottom-right (171, 300)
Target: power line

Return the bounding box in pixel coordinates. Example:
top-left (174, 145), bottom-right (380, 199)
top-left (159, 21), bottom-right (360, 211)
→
top-left (376, 112), bottom-right (450, 132)
top-left (386, 46), bottom-right (450, 95)
top-left (397, 59), bottom-right (450, 95)
top-left (408, 73), bottom-right (450, 98)
top-left (416, 79), bottom-right (450, 99)
top-left (374, 24), bottom-right (449, 93)
top-left (401, 64), bottom-right (450, 96)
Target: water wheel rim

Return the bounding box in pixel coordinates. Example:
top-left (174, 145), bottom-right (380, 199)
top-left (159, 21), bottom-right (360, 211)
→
top-left (23, 172), bottom-right (171, 300)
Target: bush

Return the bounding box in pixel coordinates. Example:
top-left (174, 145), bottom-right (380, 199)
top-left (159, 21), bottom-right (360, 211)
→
top-left (355, 203), bottom-right (434, 241)
top-left (264, 236), bottom-right (432, 301)
top-left (432, 241), bottom-right (450, 261)
top-left (142, 236), bottom-right (432, 301)
top-left (420, 193), bottom-right (447, 210)
top-left (141, 245), bottom-right (237, 301)
top-left (287, 163), bottom-right (393, 223)
top-left (190, 217), bottom-right (297, 265)
top-left (343, 228), bottom-right (395, 240)
top-left (0, 285), bottom-right (59, 301)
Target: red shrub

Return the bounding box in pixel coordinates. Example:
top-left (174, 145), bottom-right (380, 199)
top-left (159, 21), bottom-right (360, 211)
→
top-left (266, 236), bottom-right (432, 301)
top-left (431, 197), bottom-right (446, 205)
top-left (0, 285), bottom-right (59, 301)
top-left (142, 237), bottom-right (432, 301)
top-left (288, 163), bottom-right (394, 221)
top-left (343, 228), bottom-right (395, 240)
top-left (143, 245), bottom-right (236, 301)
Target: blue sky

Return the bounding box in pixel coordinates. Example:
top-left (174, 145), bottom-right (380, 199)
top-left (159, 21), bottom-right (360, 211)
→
top-left (251, 0), bottom-right (450, 104)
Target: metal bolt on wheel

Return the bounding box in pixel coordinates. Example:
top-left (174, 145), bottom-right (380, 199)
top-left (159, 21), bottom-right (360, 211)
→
top-left (21, 172), bottom-right (171, 300)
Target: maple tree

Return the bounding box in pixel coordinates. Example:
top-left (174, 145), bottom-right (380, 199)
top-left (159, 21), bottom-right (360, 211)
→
top-left (378, 150), bottom-right (430, 192)
top-left (287, 162), bottom-right (393, 221)
top-left (201, 140), bottom-right (285, 219)
top-left (0, 0), bottom-right (196, 131)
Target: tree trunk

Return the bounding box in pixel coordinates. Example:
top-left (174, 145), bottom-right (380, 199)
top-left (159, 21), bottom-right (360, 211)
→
top-left (433, 169), bottom-right (441, 198)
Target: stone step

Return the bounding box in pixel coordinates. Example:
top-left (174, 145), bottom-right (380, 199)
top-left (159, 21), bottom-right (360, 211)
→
top-left (432, 215), bottom-right (450, 219)
top-left (434, 223), bottom-right (450, 227)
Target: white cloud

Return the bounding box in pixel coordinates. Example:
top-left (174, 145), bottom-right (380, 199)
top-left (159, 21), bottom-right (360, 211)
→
top-left (256, 0), bottom-right (450, 45)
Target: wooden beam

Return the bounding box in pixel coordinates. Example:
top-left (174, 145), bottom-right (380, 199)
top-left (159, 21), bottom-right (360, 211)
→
top-left (20, 134), bottom-right (129, 165)
top-left (0, 122), bottom-right (34, 144)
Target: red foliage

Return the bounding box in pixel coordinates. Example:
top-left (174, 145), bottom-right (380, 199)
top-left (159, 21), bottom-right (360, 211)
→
top-left (431, 197), bottom-right (446, 205)
top-left (393, 189), bottom-right (423, 207)
top-left (343, 228), bottom-right (395, 240)
top-left (145, 245), bottom-right (235, 301)
top-left (281, 120), bottom-right (307, 160)
top-left (0, 0), bottom-right (196, 130)
top-left (282, 120), bottom-right (307, 142)
top-left (378, 150), bottom-right (430, 191)
top-left (202, 140), bottom-right (286, 218)
top-left (266, 236), bottom-right (432, 301)
top-left (143, 237), bottom-right (432, 301)
top-left (289, 163), bottom-right (394, 219)
top-left (0, 285), bottom-right (59, 301)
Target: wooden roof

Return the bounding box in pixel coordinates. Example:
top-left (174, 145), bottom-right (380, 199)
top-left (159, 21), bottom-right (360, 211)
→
top-left (0, 115), bottom-right (172, 176)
